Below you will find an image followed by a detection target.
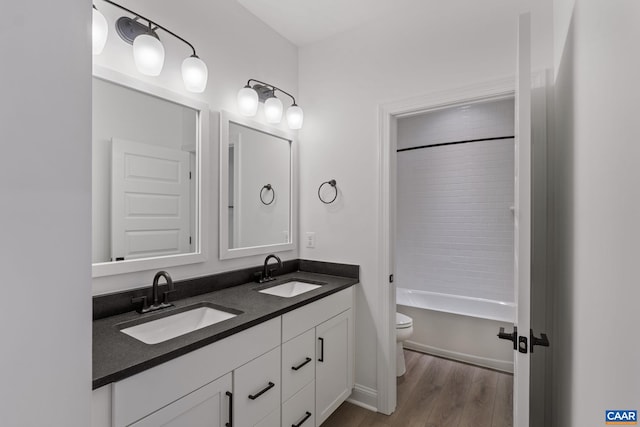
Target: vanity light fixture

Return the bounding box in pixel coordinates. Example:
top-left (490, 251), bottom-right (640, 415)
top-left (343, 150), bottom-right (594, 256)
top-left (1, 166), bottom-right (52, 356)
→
top-left (264, 96), bottom-right (283, 124)
top-left (132, 32), bottom-right (165, 76)
top-left (92, 6), bottom-right (108, 55)
top-left (92, 0), bottom-right (208, 93)
top-left (237, 79), bottom-right (304, 129)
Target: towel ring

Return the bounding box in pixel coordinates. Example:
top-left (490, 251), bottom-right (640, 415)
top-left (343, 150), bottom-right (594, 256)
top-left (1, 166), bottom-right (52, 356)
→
top-left (318, 179), bottom-right (338, 204)
top-left (260, 184), bottom-right (275, 205)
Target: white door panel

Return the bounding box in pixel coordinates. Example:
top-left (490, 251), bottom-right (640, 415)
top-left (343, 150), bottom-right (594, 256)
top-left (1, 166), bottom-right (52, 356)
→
top-left (112, 139), bottom-right (190, 261)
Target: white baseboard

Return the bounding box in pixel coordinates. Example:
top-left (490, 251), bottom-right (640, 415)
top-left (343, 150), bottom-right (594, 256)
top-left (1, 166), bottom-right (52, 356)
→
top-left (403, 340), bottom-right (514, 373)
top-left (347, 384), bottom-right (378, 412)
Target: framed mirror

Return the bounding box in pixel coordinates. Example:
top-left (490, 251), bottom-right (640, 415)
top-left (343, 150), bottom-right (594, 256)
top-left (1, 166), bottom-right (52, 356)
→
top-left (219, 111), bottom-right (296, 259)
top-left (92, 65), bottom-right (210, 277)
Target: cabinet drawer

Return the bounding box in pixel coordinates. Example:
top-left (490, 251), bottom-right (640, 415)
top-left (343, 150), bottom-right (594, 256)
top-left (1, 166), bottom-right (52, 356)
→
top-left (255, 408), bottom-right (280, 427)
top-left (130, 373), bottom-right (232, 427)
top-left (282, 288), bottom-right (353, 342)
top-left (281, 329), bottom-right (315, 402)
top-left (282, 381), bottom-right (315, 427)
top-left (234, 346), bottom-right (281, 427)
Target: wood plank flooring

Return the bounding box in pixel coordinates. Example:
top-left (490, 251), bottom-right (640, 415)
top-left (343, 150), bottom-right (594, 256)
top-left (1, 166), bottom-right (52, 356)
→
top-left (321, 350), bottom-right (513, 427)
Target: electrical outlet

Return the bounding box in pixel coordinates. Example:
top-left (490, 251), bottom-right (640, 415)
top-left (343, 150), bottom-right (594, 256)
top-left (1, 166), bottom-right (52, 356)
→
top-left (306, 232), bottom-right (316, 248)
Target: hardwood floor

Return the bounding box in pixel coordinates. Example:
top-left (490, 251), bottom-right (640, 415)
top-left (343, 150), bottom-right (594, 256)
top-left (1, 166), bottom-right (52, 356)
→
top-left (321, 350), bottom-right (513, 427)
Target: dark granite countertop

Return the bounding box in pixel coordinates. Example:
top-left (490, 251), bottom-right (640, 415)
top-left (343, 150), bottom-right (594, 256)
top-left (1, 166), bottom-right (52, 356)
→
top-left (93, 271), bottom-right (358, 389)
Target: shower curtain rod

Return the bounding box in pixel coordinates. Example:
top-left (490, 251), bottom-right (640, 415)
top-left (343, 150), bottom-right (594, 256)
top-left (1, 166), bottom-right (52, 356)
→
top-left (397, 135), bottom-right (514, 153)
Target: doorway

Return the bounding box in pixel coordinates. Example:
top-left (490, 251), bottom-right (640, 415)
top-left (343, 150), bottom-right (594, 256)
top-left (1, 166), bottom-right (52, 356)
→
top-left (377, 71), bottom-right (550, 426)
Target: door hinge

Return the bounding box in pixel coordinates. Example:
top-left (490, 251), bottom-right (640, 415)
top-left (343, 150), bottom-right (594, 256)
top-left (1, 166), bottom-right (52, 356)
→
top-left (189, 171), bottom-right (192, 180)
top-left (189, 236), bottom-right (192, 245)
top-left (389, 274), bottom-right (394, 283)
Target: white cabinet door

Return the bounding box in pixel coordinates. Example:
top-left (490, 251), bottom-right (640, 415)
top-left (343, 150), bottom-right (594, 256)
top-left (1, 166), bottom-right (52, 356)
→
top-left (315, 309), bottom-right (352, 426)
top-left (131, 373), bottom-right (232, 427)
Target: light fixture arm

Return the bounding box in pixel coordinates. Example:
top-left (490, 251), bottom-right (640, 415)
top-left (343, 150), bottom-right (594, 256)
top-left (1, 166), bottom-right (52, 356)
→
top-left (100, 0), bottom-right (198, 57)
top-left (247, 79), bottom-right (298, 105)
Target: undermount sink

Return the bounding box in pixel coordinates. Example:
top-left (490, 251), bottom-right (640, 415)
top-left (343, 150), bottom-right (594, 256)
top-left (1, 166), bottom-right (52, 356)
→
top-left (258, 280), bottom-right (323, 298)
top-left (120, 303), bottom-right (241, 345)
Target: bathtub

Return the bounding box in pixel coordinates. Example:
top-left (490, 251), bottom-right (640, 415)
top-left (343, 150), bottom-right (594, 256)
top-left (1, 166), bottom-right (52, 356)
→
top-left (396, 288), bottom-right (515, 323)
top-left (397, 287), bottom-right (515, 373)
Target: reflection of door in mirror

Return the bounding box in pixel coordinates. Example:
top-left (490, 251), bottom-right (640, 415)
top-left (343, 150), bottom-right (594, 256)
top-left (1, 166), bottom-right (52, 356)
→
top-left (228, 122), bottom-right (291, 249)
top-left (111, 139), bottom-right (190, 261)
top-left (92, 77), bottom-right (198, 263)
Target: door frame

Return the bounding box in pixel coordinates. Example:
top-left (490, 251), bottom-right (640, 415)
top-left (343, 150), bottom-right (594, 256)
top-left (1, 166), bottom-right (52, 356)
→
top-left (376, 77), bottom-right (518, 415)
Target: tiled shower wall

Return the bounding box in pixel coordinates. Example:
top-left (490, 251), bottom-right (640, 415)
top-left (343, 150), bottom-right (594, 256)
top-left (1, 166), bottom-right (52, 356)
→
top-left (396, 98), bottom-right (515, 303)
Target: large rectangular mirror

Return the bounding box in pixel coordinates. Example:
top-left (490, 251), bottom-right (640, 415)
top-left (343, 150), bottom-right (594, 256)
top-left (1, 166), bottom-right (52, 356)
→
top-left (92, 66), bottom-right (209, 277)
top-left (219, 111), bottom-right (296, 259)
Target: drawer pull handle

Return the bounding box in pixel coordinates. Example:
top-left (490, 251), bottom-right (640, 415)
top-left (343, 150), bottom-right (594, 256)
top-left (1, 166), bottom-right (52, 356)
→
top-left (225, 391), bottom-right (232, 427)
top-left (318, 337), bottom-right (324, 362)
top-left (248, 381), bottom-right (275, 400)
top-left (292, 357), bottom-right (312, 371)
top-left (292, 411), bottom-right (312, 427)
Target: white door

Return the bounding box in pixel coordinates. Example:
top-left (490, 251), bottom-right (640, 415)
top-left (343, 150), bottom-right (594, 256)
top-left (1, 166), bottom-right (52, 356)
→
top-left (111, 139), bottom-right (191, 261)
top-left (513, 12), bottom-right (532, 427)
top-left (315, 310), bottom-right (351, 426)
top-left (130, 373), bottom-right (232, 427)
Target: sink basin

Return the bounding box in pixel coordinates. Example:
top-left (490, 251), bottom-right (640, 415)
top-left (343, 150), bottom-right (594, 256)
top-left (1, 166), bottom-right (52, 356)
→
top-left (120, 303), bottom-right (240, 344)
top-left (258, 280), bottom-right (322, 298)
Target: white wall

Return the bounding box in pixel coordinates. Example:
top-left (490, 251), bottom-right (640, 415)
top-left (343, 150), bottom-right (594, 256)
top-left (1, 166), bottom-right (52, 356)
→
top-left (552, 1), bottom-right (640, 426)
top-left (0, 1), bottom-right (91, 426)
top-left (298, 0), bottom-right (553, 404)
top-left (92, 0), bottom-right (299, 294)
top-left (396, 99), bottom-right (515, 303)
top-left (397, 98), bottom-right (515, 149)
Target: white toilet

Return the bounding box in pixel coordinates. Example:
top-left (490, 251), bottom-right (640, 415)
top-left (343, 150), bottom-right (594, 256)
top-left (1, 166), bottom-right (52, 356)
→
top-left (395, 312), bottom-right (414, 376)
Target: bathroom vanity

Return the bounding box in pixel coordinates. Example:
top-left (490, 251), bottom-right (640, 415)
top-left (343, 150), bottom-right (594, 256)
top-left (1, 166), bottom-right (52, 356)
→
top-left (90, 62), bottom-right (353, 427)
top-left (92, 264), bottom-right (357, 427)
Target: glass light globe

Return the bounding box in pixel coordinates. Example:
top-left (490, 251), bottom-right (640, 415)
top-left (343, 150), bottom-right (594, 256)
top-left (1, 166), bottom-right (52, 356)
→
top-left (133, 34), bottom-right (165, 76)
top-left (237, 85), bottom-right (259, 116)
top-left (92, 8), bottom-right (108, 55)
top-left (286, 104), bottom-right (304, 129)
top-left (264, 97), bottom-right (283, 123)
top-left (182, 55), bottom-right (208, 93)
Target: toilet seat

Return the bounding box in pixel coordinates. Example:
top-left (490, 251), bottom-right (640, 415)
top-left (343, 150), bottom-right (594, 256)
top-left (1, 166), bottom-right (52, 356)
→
top-left (396, 312), bottom-right (413, 329)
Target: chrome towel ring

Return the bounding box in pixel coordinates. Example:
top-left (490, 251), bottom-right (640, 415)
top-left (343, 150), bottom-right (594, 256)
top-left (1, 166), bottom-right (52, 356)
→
top-left (318, 179), bottom-right (338, 204)
top-left (260, 184), bottom-right (275, 205)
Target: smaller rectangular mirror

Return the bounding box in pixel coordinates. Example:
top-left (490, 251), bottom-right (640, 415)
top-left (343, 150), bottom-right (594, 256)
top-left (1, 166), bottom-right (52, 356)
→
top-left (219, 111), bottom-right (296, 259)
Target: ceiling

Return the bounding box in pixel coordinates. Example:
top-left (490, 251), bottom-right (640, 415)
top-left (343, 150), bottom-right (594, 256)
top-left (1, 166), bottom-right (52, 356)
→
top-left (236, 0), bottom-right (416, 46)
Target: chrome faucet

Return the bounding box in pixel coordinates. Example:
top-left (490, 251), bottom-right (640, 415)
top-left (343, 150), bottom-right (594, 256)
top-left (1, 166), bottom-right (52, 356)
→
top-left (259, 254), bottom-right (282, 283)
top-left (132, 271), bottom-right (175, 313)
